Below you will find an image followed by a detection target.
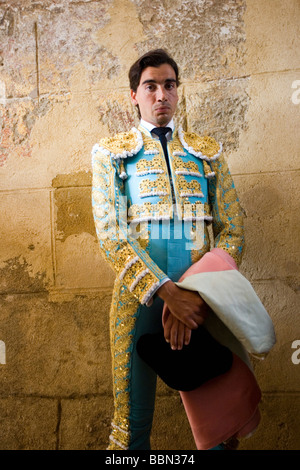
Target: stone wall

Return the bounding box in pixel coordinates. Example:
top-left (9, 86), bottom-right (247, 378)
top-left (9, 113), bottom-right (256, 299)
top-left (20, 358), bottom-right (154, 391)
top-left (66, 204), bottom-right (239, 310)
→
top-left (0, 0), bottom-right (299, 450)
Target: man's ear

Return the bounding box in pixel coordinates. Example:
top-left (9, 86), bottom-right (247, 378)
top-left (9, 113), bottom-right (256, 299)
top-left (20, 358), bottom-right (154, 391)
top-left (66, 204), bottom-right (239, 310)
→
top-left (130, 89), bottom-right (138, 106)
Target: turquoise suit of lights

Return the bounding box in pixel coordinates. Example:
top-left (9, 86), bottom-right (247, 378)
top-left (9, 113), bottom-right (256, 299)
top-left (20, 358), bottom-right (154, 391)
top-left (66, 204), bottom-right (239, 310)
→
top-left (91, 123), bottom-right (244, 450)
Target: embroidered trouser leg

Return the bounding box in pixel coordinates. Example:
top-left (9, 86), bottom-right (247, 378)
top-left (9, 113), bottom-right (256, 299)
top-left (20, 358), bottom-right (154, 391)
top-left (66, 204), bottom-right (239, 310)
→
top-left (108, 286), bottom-right (163, 450)
top-left (107, 219), bottom-right (208, 450)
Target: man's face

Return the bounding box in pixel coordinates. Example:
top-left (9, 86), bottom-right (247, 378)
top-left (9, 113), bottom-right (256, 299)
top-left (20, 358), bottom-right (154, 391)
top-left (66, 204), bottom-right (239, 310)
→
top-left (130, 63), bottom-right (179, 127)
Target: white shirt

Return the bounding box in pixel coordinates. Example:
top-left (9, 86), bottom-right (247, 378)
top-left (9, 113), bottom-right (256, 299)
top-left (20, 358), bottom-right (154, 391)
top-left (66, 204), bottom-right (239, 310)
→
top-left (140, 118), bottom-right (174, 141)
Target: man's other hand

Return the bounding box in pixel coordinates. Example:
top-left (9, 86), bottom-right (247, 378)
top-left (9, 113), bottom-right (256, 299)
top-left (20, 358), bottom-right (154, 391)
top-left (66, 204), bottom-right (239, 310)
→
top-left (157, 280), bottom-right (210, 330)
top-left (162, 306), bottom-right (192, 350)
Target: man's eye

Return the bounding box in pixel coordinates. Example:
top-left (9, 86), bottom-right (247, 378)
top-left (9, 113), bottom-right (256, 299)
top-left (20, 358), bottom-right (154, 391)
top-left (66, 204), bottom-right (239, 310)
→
top-left (166, 83), bottom-right (175, 89)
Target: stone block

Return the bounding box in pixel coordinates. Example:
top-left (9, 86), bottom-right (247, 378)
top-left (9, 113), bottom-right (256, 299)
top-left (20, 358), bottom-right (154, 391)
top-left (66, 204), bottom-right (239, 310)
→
top-left (153, 393), bottom-right (300, 451)
top-left (0, 190), bottom-right (53, 293)
top-left (59, 395), bottom-right (113, 450)
top-left (249, 280), bottom-right (300, 393)
top-left (54, 186), bottom-right (95, 243)
top-left (0, 5), bottom-right (37, 98)
top-left (0, 397), bottom-right (57, 450)
top-left (0, 293), bottom-right (112, 396)
top-left (92, 0), bottom-right (146, 88)
top-left (59, 393), bottom-right (300, 451)
top-left (53, 185), bottom-right (115, 290)
top-left (134, 0), bottom-right (246, 82)
top-left (239, 393), bottom-right (300, 450)
top-left (229, 71), bottom-right (299, 174)
top-left (36, 1), bottom-right (118, 95)
top-left (55, 233), bottom-right (115, 291)
top-left (0, 1), bottom-right (117, 97)
top-left (244, 0), bottom-right (300, 75)
top-left (95, 89), bottom-right (137, 136)
top-left (0, 99), bottom-right (37, 169)
top-left (0, 91), bottom-right (105, 190)
top-left (236, 171), bottom-right (299, 282)
top-left (184, 79), bottom-right (249, 153)
top-left (151, 395), bottom-right (195, 450)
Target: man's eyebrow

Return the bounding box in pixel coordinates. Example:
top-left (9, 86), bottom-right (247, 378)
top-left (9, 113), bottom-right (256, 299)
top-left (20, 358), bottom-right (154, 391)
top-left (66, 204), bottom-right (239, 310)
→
top-left (141, 78), bottom-right (177, 85)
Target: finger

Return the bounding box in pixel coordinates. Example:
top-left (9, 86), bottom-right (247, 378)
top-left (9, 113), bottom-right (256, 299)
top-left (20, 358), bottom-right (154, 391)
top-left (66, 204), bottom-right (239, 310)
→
top-left (194, 307), bottom-right (210, 325)
top-left (184, 327), bottom-right (192, 346)
top-left (171, 309), bottom-right (198, 329)
top-left (163, 313), bottom-right (173, 343)
top-left (162, 304), bottom-right (171, 327)
top-left (170, 318), bottom-right (179, 350)
top-left (195, 314), bottom-right (206, 325)
top-left (176, 321), bottom-right (186, 350)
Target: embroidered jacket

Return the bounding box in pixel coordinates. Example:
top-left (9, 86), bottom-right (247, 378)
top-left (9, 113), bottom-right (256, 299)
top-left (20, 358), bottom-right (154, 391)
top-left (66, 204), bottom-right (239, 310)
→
top-left (92, 125), bottom-right (244, 305)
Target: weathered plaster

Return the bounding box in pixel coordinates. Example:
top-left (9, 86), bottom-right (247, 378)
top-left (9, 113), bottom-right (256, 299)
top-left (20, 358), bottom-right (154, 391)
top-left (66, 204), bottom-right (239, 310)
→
top-left (133, 0), bottom-right (247, 81)
top-left (0, 0), bottom-right (299, 450)
top-left (0, 190), bottom-right (53, 291)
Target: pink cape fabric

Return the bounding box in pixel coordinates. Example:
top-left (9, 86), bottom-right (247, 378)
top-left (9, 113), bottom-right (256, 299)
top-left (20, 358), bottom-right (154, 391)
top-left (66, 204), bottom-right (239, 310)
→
top-left (176, 248), bottom-right (261, 449)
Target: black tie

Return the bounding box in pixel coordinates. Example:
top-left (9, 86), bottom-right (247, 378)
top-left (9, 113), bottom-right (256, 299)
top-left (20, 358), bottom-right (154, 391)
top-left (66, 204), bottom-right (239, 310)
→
top-left (152, 127), bottom-right (172, 174)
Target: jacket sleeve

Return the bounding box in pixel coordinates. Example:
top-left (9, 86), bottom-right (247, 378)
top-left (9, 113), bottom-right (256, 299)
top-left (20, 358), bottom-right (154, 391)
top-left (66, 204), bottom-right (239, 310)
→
top-left (208, 154), bottom-right (245, 266)
top-left (92, 145), bottom-right (169, 305)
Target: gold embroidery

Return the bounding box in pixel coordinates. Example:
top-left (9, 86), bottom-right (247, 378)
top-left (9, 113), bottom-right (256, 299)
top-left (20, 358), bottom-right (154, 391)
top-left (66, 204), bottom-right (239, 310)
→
top-left (92, 190), bottom-right (106, 206)
top-left (209, 155), bottom-right (244, 264)
top-left (93, 147), bottom-right (166, 303)
top-left (128, 198), bottom-right (173, 223)
top-left (122, 259), bottom-right (145, 284)
top-left (93, 173), bottom-right (109, 190)
top-left (118, 246), bottom-right (138, 272)
top-left (108, 280), bottom-right (140, 450)
top-left (136, 224), bottom-right (151, 251)
top-left (168, 136), bottom-right (184, 154)
top-left (143, 139), bottom-right (161, 154)
top-left (191, 223), bottom-right (211, 263)
top-left (133, 272), bottom-right (158, 297)
top-left (93, 158), bottom-right (107, 174)
top-left (202, 160), bottom-right (215, 178)
top-left (139, 174), bottom-right (169, 198)
top-left (176, 176), bottom-right (203, 197)
top-left (100, 129), bottom-right (139, 156)
top-left (173, 156), bottom-right (202, 176)
top-left (136, 156), bottom-right (165, 175)
top-left (181, 201), bottom-right (212, 220)
top-left (181, 132), bottom-right (221, 159)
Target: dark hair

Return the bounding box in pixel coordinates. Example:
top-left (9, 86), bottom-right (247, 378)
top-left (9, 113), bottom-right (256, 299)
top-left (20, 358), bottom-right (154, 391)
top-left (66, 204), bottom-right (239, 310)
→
top-left (129, 49), bottom-right (180, 91)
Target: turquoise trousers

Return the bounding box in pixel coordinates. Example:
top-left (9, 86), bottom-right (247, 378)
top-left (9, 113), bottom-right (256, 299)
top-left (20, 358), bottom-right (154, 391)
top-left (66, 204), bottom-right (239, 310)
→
top-left (109, 220), bottom-right (222, 450)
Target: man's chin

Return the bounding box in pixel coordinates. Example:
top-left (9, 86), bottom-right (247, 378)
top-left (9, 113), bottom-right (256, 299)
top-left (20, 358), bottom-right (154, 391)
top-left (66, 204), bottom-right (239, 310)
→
top-left (155, 114), bottom-right (171, 126)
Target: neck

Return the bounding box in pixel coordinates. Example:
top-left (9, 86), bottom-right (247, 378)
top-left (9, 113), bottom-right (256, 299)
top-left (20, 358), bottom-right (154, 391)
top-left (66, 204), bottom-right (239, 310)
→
top-left (140, 118), bottom-right (174, 132)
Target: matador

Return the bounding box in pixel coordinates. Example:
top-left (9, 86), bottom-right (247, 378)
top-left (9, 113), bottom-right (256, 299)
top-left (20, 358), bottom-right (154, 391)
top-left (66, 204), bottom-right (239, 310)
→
top-left (92, 49), bottom-right (261, 450)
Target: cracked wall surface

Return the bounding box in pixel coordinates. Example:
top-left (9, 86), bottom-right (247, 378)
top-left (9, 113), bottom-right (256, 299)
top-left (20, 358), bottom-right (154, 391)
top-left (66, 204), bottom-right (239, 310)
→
top-left (0, 0), bottom-right (299, 450)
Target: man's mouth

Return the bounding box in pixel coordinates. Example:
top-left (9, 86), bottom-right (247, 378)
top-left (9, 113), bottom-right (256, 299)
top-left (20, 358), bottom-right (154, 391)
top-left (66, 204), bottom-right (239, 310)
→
top-left (155, 106), bottom-right (170, 113)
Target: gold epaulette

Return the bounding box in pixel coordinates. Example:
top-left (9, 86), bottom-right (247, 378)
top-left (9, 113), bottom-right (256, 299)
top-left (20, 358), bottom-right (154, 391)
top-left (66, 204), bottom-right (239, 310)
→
top-left (99, 127), bottom-right (143, 159)
top-left (178, 128), bottom-right (222, 161)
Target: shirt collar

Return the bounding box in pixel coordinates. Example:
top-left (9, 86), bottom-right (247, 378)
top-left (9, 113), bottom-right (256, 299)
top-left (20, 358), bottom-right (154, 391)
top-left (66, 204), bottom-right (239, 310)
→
top-left (140, 119), bottom-right (175, 141)
top-left (140, 118), bottom-right (175, 132)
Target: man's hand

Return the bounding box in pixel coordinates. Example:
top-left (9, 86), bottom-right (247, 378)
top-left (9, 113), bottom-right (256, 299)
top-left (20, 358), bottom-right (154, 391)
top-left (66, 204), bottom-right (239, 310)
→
top-left (162, 305), bottom-right (192, 350)
top-left (157, 280), bottom-right (210, 330)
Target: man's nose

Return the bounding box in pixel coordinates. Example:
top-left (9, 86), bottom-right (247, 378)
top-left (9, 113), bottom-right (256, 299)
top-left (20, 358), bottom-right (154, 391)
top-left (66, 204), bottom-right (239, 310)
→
top-left (157, 86), bottom-right (167, 101)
